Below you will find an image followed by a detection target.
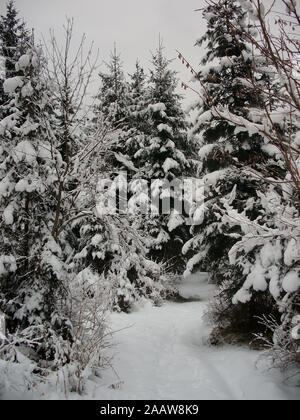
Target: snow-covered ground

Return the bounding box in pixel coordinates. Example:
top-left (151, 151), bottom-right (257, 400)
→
top-left (88, 273), bottom-right (299, 400)
top-left (1, 274), bottom-right (299, 400)
top-left (176, 272), bottom-right (216, 300)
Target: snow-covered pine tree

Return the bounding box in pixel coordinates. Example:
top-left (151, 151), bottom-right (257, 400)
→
top-left (145, 40), bottom-right (191, 179)
top-left (183, 0), bottom-right (282, 343)
top-left (133, 40), bottom-right (194, 273)
top-left (123, 60), bottom-right (151, 167)
top-left (72, 206), bottom-right (169, 313)
top-left (63, 120), bottom-right (171, 313)
top-left (0, 44), bottom-right (72, 360)
top-left (207, 0), bottom-right (300, 366)
top-left (95, 45), bottom-right (142, 178)
top-left (0, 21), bottom-right (109, 391)
top-left (0, 0), bottom-right (30, 116)
top-left (128, 60), bottom-right (149, 134)
top-left (98, 44), bottom-right (130, 130)
top-left (59, 45), bottom-right (170, 313)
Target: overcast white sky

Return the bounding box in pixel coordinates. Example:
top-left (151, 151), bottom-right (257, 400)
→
top-left (0, 0), bottom-right (207, 106)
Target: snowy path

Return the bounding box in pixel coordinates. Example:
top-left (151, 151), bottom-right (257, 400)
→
top-left (88, 274), bottom-right (299, 400)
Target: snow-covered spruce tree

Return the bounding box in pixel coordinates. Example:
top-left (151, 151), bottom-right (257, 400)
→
top-left (95, 46), bottom-right (143, 178)
top-left (132, 40), bottom-right (195, 273)
top-left (128, 60), bottom-right (149, 134)
top-left (0, 0), bottom-right (30, 116)
top-left (124, 60), bottom-right (151, 166)
top-left (0, 45), bottom-right (73, 365)
top-left (98, 45), bottom-right (131, 131)
top-left (60, 46), bottom-right (171, 313)
top-left (182, 0), bottom-right (283, 344)
top-left (72, 205), bottom-right (168, 313)
top-left (27, 22), bottom-right (117, 393)
top-left (69, 115), bottom-right (173, 313)
top-left (208, 0), bottom-right (300, 368)
top-left (0, 21), bottom-right (111, 395)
